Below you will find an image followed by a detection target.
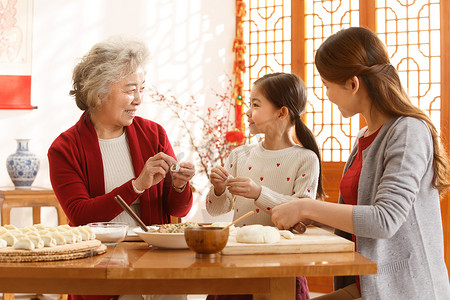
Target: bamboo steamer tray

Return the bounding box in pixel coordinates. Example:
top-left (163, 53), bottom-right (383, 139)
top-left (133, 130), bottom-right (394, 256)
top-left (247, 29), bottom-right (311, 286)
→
top-left (0, 239), bottom-right (106, 262)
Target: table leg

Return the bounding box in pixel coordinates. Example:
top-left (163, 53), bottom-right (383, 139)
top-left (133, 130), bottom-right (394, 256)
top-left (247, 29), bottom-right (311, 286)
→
top-left (270, 277), bottom-right (296, 300)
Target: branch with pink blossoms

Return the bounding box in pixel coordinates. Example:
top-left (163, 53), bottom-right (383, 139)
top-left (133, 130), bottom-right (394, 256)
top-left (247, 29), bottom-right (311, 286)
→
top-left (148, 79), bottom-right (243, 181)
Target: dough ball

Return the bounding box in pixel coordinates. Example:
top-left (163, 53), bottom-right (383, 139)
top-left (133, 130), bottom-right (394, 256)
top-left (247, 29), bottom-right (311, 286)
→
top-left (236, 225), bottom-right (280, 244)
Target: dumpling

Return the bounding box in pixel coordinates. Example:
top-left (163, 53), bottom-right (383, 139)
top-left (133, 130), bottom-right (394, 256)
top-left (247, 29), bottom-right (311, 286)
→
top-left (28, 235), bottom-right (44, 249)
top-left (0, 227), bottom-right (8, 234)
top-left (8, 230), bottom-right (22, 237)
top-left (236, 225), bottom-right (281, 244)
top-left (58, 225), bottom-right (71, 231)
top-left (19, 227), bottom-right (33, 233)
top-left (33, 224), bottom-right (46, 231)
top-left (40, 234), bottom-right (56, 247)
top-left (0, 232), bottom-right (17, 246)
top-left (50, 232), bottom-right (66, 246)
top-left (13, 237), bottom-right (35, 250)
top-left (0, 239), bottom-right (7, 249)
top-left (70, 228), bottom-right (83, 242)
top-left (61, 231), bottom-right (77, 244)
top-left (26, 231), bottom-right (40, 237)
top-left (3, 224), bottom-right (17, 230)
top-left (80, 226), bottom-right (95, 240)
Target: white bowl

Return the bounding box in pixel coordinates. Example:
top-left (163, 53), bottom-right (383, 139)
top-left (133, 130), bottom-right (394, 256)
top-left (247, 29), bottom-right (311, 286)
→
top-left (88, 222), bottom-right (128, 244)
top-left (133, 227), bottom-right (188, 249)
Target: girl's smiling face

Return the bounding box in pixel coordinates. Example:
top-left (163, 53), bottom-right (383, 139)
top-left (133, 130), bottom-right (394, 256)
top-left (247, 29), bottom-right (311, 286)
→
top-left (246, 85), bottom-right (280, 135)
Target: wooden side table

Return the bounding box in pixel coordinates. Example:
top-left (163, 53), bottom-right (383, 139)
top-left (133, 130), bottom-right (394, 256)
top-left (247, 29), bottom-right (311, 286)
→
top-left (0, 187), bottom-right (68, 226)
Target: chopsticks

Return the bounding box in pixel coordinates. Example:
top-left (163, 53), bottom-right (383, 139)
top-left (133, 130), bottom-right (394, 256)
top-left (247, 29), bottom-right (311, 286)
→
top-left (114, 195), bottom-right (148, 232)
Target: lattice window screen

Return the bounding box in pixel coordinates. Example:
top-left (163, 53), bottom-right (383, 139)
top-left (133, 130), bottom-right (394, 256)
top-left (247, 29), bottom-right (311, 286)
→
top-left (243, 0), bottom-right (292, 140)
top-left (243, 0), bottom-right (442, 161)
top-left (304, 0), bottom-right (360, 162)
top-left (376, 0), bottom-right (441, 134)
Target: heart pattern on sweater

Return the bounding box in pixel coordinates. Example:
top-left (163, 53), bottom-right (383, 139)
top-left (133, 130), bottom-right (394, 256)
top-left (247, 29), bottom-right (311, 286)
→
top-left (287, 177), bottom-right (290, 181)
top-left (249, 167), bottom-right (252, 170)
top-left (260, 177), bottom-right (264, 181)
top-left (276, 163), bottom-right (280, 167)
top-left (256, 209), bottom-right (260, 213)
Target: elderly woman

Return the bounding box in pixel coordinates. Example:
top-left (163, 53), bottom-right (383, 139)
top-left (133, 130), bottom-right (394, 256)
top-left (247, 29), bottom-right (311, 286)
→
top-left (48, 37), bottom-right (194, 300)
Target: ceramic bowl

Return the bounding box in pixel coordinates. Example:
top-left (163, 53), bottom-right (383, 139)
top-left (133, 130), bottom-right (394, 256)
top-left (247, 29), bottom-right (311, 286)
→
top-left (134, 227), bottom-right (188, 249)
top-left (87, 222), bottom-right (128, 244)
top-left (184, 227), bottom-right (229, 258)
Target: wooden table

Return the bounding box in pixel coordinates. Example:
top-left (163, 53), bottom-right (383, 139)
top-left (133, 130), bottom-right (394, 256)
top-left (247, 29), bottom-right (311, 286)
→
top-left (0, 242), bottom-right (377, 299)
top-left (0, 187), bottom-right (68, 226)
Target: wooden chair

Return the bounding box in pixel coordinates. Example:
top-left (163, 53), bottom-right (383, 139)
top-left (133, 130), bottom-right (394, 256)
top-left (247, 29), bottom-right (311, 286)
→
top-left (0, 188), bottom-right (68, 300)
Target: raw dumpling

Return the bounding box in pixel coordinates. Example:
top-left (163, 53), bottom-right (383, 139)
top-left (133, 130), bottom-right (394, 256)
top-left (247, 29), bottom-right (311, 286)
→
top-left (8, 230), bottom-right (22, 237)
top-left (70, 228), bottom-right (83, 242)
top-left (58, 225), bottom-right (71, 231)
top-left (13, 237), bottom-right (35, 250)
top-left (26, 231), bottom-right (40, 237)
top-left (3, 224), bottom-right (17, 230)
top-left (0, 232), bottom-right (17, 246)
top-left (236, 225), bottom-right (280, 244)
top-left (19, 227), bottom-right (33, 233)
top-left (0, 239), bottom-right (7, 249)
top-left (33, 224), bottom-right (46, 231)
top-left (80, 226), bottom-right (95, 240)
top-left (61, 231), bottom-right (77, 244)
top-left (40, 234), bottom-right (56, 247)
top-left (76, 228), bottom-right (90, 241)
top-left (0, 227), bottom-right (8, 234)
top-left (28, 235), bottom-right (44, 249)
top-left (50, 232), bottom-right (66, 246)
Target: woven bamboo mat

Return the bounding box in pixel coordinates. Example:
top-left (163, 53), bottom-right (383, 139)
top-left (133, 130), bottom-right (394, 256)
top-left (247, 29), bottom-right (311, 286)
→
top-left (0, 240), bottom-right (106, 262)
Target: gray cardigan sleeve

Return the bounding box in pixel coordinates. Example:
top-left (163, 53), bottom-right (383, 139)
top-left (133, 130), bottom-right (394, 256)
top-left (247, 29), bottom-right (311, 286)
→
top-left (352, 117), bottom-right (434, 239)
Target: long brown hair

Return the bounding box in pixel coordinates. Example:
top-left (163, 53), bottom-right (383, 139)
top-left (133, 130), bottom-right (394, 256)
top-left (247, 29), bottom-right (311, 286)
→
top-left (315, 27), bottom-right (449, 195)
top-left (254, 73), bottom-right (325, 199)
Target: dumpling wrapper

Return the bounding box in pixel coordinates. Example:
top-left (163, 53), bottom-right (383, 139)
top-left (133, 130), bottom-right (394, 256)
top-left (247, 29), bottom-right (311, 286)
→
top-left (13, 237), bottom-right (35, 250)
top-left (0, 232), bottom-right (17, 246)
top-left (0, 227), bottom-right (8, 234)
top-left (0, 239), bottom-right (7, 249)
top-left (236, 225), bottom-right (280, 244)
top-left (26, 231), bottom-right (40, 237)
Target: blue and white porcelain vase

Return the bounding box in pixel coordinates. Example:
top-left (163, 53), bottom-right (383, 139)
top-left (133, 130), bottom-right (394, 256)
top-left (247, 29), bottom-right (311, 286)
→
top-left (6, 139), bottom-right (40, 189)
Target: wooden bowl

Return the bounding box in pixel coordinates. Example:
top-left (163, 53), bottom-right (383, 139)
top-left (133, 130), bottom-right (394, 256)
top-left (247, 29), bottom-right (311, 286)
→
top-left (184, 227), bottom-right (229, 258)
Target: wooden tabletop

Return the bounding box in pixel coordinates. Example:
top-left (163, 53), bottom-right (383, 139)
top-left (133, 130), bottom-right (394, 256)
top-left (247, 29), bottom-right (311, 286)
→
top-left (0, 242), bottom-right (377, 299)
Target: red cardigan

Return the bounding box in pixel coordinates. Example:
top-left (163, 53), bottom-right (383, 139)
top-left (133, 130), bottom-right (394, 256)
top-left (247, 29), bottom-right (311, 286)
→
top-left (48, 113), bottom-right (193, 227)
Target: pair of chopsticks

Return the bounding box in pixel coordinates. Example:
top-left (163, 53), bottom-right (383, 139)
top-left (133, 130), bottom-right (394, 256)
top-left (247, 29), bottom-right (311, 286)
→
top-left (114, 195), bottom-right (148, 232)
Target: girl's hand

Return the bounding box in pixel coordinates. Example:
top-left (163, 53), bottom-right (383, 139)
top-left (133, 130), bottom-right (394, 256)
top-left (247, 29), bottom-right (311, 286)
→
top-left (272, 199), bottom-right (308, 230)
top-left (171, 161), bottom-right (195, 189)
top-left (226, 177), bottom-right (262, 200)
top-left (210, 166), bottom-right (230, 195)
top-left (134, 152), bottom-right (177, 191)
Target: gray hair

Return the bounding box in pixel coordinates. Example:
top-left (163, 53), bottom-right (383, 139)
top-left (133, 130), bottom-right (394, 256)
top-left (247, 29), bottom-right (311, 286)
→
top-left (70, 36), bottom-right (149, 111)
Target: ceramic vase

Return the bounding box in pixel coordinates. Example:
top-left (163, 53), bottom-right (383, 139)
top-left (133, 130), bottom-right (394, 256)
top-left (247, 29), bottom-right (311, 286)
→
top-left (6, 139), bottom-right (40, 189)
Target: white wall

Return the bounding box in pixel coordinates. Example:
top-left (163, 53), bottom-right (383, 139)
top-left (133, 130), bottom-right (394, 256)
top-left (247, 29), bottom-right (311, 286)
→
top-left (0, 0), bottom-right (234, 226)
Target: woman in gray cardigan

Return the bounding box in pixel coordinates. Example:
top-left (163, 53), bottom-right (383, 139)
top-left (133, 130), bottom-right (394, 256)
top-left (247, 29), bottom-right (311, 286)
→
top-left (272, 27), bottom-right (450, 300)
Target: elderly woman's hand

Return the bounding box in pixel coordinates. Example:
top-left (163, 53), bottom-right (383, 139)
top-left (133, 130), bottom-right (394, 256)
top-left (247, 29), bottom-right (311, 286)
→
top-left (134, 152), bottom-right (177, 191)
top-left (171, 161), bottom-right (195, 189)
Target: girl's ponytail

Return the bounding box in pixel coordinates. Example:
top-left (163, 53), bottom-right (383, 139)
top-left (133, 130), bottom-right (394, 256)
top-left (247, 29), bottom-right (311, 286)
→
top-left (294, 116), bottom-right (325, 199)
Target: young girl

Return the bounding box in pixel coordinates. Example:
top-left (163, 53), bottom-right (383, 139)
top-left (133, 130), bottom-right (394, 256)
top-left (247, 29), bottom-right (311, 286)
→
top-left (272, 27), bottom-right (450, 299)
top-left (206, 72), bottom-right (325, 300)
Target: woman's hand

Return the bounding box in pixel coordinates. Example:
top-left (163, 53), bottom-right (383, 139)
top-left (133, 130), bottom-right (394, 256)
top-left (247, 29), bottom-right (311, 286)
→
top-left (227, 177), bottom-right (262, 200)
top-left (272, 198), bottom-right (309, 230)
top-left (171, 161), bottom-right (195, 189)
top-left (134, 152), bottom-right (176, 191)
top-left (210, 166), bottom-right (230, 196)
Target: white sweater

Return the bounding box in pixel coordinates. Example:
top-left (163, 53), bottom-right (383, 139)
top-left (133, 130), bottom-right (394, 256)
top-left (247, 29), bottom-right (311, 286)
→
top-left (206, 142), bottom-right (320, 226)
